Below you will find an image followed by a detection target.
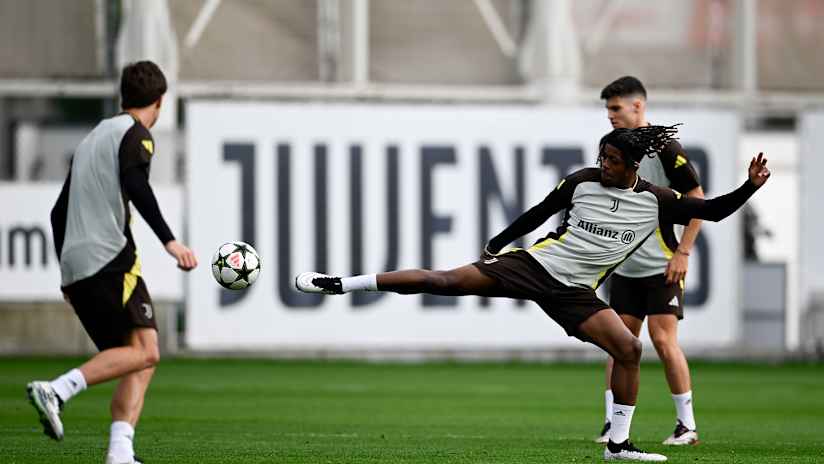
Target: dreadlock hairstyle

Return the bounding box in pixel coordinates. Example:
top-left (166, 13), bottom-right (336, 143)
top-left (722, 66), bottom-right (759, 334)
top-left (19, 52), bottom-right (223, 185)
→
top-left (598, 124), bottom-right (681, 168)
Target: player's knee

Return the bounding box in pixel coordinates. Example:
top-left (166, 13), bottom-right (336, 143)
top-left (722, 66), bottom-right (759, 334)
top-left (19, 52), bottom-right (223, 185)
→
top-left (614, 337), bottom-right (642, 365)
top-left (426, 270), bottom-right (457, 291)
top-left (650, 331), bottom-right (674, 350)
top-left (631, 337), bottom-right (643, 362)
top-left (143, 344), bottom-right (160, 367)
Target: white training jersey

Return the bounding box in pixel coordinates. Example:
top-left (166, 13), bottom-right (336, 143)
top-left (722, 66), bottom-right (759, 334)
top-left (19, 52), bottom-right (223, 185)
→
top-left (486, 167), bottom-right (754, 290)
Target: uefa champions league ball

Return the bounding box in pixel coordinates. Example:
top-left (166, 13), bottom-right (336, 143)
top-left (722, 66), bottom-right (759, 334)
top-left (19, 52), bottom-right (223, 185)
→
top-left (211, 241), bottom-right (261, 290)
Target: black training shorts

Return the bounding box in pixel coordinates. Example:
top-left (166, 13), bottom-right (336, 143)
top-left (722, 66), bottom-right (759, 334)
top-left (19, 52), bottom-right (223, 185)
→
top-left (472, 250), bottom-right (610, 340)
top-left (609, 273), bottom-right (684, 320)
top-left (62, 270), bottom-right (157, 351)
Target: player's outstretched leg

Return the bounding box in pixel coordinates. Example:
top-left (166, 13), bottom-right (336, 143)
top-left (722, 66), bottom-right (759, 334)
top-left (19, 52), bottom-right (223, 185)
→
top-left (579, 309), bottom-right (667, 462)
top-left (297, 266), bottom-right (499, 297)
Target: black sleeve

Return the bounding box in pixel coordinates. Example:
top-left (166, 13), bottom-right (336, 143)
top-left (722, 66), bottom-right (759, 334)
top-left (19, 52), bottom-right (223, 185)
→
top-left (486, 169), bottom-right (584, 253)
top-left (119, 122), bottom-right (154, 175)
top-left (658, 140), bottom-right (701, 193)
top-left (50, 169), bottom-right (72, 258)
top-left (656, 180), bottom-right (760, 225)
top-left (122, 165), bottom-right (175, 245)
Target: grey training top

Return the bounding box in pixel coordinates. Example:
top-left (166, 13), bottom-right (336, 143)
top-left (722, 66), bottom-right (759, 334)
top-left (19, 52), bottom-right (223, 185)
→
top-left (50, 113), bottom-right (174, 286)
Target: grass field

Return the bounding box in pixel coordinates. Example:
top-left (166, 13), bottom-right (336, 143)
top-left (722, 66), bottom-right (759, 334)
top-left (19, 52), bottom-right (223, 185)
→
top-left (1, 358), bottom-right (822, 463)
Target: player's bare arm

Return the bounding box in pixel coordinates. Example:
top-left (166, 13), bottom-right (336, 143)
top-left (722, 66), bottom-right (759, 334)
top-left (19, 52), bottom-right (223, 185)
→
top-left (665, 185), bottom-right (704, 285)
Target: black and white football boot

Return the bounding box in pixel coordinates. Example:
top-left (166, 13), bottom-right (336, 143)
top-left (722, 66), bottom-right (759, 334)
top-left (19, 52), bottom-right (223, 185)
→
top-left (604, 440), bottom-right (667, 461)
top-left (595, 421), bottom-right (611, 443)
top-left (26, 381), bottom-right (64, 441)
top-left (295, 272), bottom-right (344, 294)
top-left (662, 420), bottom-right (699, 445)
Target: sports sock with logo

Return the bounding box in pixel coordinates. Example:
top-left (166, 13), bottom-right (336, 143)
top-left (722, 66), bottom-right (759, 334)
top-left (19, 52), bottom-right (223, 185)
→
top-left (604, 389), bottom-right (614, 423)
top-left (107, 421), bottom-right (135, 461)
top-left (341, 274), bottom-right (378, 292)
top-left (672, 391), bottom-right (696, 430)
top-left (50, 368), bottom-right (87, 403)
top-left (609, 403), bottom-right (636, 444)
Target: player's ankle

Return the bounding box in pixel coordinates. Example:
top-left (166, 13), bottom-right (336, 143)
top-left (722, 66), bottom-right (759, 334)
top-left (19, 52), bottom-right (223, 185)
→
top-left (341, 274), bottom-right (378, 292)
top-left (50, 368), bottom-right (87, 403)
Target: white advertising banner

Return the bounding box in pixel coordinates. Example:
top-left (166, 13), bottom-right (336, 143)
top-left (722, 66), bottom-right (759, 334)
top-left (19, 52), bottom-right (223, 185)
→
top-left (799, 112), bottom-right (824, 314)
top-left (186, 103), bottom-right (740, 350)
top-left (0, 184), bottom-right (183, 300)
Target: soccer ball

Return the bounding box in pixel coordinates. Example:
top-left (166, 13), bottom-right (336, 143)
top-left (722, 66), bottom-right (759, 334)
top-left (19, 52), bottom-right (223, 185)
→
top-left (211, 241), bottom-right (261, 290)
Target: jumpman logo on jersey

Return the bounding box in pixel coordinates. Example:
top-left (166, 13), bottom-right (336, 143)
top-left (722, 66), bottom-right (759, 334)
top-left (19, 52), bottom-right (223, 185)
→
top-left (609, 199), bottom-right (620, 212)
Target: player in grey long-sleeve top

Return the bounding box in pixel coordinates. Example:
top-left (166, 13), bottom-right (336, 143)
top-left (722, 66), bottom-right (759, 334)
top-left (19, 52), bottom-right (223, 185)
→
top-left (27, 61), bottom-right (197, 464)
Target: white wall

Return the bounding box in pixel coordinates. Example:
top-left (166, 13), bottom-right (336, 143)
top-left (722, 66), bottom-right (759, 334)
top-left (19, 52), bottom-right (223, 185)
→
top-left (0, 184), bottom-right (184, 301)
top-left (738, 132), bottom-right (799, 349)
top-left (799, 113), bottom-right (824, 338)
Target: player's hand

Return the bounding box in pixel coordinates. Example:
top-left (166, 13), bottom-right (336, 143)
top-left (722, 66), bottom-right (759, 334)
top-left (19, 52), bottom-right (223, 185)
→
top-left (665, 251), bottom-right (689, 285)
top-left (748, 152), bottom-right (771, 188)
top-left (165, 240), bottom-right (198, 271)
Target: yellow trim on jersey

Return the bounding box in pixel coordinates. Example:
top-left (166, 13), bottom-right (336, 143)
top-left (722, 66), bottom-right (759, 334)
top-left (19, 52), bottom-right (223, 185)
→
top-left (122, 252), bottom-right (143, 305)
top-left (556, 179), bottom-right (566, 190)
top-left (142, 139), bottom-right (154, 155)
top-left (655, 227), bottom-right (674, 260)
top-left (529, 231), bottom-right (569, 251)
top-left (591, 268), bottom-right (611, 289)
top-left (675, 154), bottom-right (687, 168)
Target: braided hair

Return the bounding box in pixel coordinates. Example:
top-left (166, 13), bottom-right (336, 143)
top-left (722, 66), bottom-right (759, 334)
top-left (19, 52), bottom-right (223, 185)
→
top-left (599, 124), bottom-right (681, 168)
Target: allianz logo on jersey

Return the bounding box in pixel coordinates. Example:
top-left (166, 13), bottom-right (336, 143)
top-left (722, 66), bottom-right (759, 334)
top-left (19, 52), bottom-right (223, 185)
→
top-left (577, 219), bottom-right (636, 244)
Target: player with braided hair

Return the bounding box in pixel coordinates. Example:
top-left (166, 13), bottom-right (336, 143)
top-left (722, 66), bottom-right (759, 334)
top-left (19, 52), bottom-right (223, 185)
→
top-left (295, 124), bottom-right (770, 462)
top-left (599, 124), bottom-right (682, 167)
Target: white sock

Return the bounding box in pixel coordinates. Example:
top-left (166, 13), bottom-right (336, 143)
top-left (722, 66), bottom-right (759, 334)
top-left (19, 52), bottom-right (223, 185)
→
top-left (107, 421), bottom-right (135, 460)
top-left (605, 389), bottom-right (614, 423)
top-left (609, 403), bottom-right (636, 444)
top-left (50, 368), bottom-right (87, 403)
top-left (672, 390), bottom-right (696, 430)
top-left (341, 274), bottom-right (378, 292)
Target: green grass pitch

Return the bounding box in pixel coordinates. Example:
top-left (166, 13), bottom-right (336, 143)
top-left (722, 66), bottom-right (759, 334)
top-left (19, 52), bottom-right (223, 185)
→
top-left (1, 358), bottom-right (822, 463)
